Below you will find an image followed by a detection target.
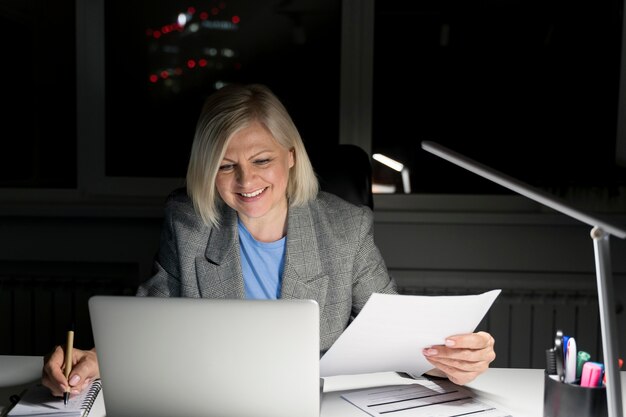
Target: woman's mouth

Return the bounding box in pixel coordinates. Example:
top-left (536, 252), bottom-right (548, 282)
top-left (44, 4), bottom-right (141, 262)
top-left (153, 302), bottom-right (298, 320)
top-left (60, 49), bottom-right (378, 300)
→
top-left (239, 187), bottom-right (266, 198)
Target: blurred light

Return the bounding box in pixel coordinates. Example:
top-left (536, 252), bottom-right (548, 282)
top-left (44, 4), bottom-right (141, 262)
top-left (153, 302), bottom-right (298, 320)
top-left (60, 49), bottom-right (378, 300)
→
top-left (208, 48), bottom-right (218, 56)
top-left (212, 7), bottom-right (219, 15)
top-left (373, 153), bottom-right (411, 194)
top-left (222, 48), bottom-right (234, 57)
top-left (160, 70), bottom-right (169, 79)
top-left (372, 183), bottom-right (396, 194)
top-left (373, 154), bottom-right (404, 172)
top-left (153, 30), bottom-right (162, 39)
top-left (215, 81), bottom-right (227, 89)
top-left (189, 23), bottom-right (200, 32)
top-left (199, 11), bottom-right (209, 20)
top-left (149, 74), bottom-right (158, 83)
top-left (187, 59), bottom-right (196, 69)
top-left (232, 15), bottom-right (240, 24)
top-left (174, 67), bottom-right (183, 75)
top-left (187, 6), bottom-right (196, 14)
top-left (198, 58), bottom-right (208, 67)
top-left (177, 13), bottom-right (188, 27)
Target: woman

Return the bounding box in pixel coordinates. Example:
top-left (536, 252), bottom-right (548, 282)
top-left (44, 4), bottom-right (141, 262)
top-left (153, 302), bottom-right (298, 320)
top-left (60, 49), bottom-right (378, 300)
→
top-left (43, 83), bottom-right (495, 397)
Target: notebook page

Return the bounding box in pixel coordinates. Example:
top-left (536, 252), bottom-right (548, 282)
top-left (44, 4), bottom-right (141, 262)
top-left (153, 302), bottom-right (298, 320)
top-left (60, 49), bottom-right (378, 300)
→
top-left (8, 380), bottom-right (102, 417)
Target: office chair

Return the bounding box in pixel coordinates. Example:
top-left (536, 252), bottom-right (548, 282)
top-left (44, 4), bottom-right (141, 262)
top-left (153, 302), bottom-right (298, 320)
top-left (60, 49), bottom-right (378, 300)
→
top-left (311, 144), bottom-right (374, 210)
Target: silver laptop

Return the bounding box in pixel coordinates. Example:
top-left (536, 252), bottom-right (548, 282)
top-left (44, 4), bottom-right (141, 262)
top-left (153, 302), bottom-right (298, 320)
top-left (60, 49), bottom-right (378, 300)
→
top-left (89, 296), bottom-right (320, 417)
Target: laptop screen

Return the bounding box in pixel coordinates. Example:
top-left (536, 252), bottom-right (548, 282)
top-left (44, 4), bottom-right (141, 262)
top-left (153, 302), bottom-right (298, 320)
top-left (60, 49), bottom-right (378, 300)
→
top-left (89, 296), bottom-right (320, 417)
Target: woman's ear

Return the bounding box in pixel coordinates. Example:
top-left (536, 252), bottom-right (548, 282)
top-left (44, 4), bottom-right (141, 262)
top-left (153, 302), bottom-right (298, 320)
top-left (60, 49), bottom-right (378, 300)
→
top-left (289, 148), bottom-right (296, 168)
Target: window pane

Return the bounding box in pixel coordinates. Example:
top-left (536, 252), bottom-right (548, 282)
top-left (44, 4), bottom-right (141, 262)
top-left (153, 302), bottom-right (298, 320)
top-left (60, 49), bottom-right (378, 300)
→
top-left (104, 0), bottom-right (340, 178)
top-left (0, 1), bottom-right (76, 188)
top-left (372, 1), bottom-right (625, 195)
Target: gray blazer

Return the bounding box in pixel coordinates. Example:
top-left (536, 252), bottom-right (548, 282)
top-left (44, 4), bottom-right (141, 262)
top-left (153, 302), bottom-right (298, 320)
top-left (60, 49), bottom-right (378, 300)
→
top-left (137, 190), bottom-right (397, 352)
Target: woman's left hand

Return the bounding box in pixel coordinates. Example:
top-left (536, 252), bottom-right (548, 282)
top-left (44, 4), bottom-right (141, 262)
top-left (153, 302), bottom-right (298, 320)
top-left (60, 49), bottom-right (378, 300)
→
top-left (422, 331), bottom-right (496, 385)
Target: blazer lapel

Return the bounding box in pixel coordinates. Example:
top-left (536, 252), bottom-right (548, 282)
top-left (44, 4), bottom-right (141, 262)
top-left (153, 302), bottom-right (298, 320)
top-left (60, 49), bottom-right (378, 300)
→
top-left (281, 203), bottom-right (329, 312)
top-left (197, 205), bottom-right (245, 299)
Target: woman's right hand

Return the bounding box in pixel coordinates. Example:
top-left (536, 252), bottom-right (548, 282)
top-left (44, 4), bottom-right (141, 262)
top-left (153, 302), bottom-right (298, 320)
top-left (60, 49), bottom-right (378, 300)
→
top-left (42, 346), bottom-right (100, 397)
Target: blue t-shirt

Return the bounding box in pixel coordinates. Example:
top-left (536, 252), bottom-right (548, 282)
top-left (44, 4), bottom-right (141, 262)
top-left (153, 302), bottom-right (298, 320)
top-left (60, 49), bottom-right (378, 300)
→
top-left (238, 218), bottom-right (286, 299)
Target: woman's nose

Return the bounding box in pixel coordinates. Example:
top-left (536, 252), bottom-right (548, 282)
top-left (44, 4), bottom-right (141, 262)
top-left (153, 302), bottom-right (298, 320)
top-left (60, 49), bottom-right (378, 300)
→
top-left (236, 164), bottom-right (254, 184)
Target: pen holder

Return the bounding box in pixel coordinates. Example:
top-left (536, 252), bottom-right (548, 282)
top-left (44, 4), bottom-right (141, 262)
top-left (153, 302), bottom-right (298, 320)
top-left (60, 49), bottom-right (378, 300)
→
top-left (543, 371), bottom-right (607, 417)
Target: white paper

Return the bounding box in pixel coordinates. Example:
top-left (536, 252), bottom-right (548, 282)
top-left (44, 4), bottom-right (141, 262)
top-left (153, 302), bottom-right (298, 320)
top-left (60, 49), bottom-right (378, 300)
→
top-left (341, 377), bottom-right (512, 417)
top-left (319, 289), bottom-right (501, 377)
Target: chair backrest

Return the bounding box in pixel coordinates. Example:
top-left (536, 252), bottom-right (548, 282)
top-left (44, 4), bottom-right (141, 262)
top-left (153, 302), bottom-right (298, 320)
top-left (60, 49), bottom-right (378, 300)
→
top-left (311, 144), bottom-right (374, 210)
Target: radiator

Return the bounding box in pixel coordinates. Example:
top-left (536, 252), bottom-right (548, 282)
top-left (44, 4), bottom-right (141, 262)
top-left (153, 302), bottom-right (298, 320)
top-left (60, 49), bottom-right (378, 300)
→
top-left (0, 261), bottom-right (138, 356)
top-left (0, 262), bottom-right (604, 368)
top-left (399, 286), bottom-right (601, 369)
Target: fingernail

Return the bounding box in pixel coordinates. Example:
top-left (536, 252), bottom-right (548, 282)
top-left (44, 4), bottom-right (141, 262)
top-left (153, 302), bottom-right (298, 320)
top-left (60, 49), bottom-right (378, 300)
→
top-left (423, 348), bottom-right (438, 356)
top-left (69, 375), bottom-right (80, 385)
top-left (445, 339), bottom-right (456, 347)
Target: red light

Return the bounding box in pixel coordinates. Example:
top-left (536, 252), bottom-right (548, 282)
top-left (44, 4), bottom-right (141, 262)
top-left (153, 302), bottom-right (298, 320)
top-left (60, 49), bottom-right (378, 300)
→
top-left (212, 7), bottom-right (219, 15)
top-left (198, 59), bottom-right (208, 67)
top-left (149, 74), bottom-right (158, 83)
top-left (160, 70), bottom-right (169, 79)
top-left (187, 7), bottom-right (196, 14)
top-left (232, 15), bottom-right (240, 24)
top-left (153, 30), bottom-right (162, 39)
top-left (162, 25), bottom-right (170, 34)
top-left (187, 59), bottom-right (196, 69)
top-left (200, 11), bottom-right (209, 20)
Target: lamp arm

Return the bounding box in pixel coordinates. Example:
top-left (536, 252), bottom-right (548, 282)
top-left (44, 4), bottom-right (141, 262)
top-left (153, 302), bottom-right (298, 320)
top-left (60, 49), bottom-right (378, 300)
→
top-left (593, 227), bottom-right (623, 417)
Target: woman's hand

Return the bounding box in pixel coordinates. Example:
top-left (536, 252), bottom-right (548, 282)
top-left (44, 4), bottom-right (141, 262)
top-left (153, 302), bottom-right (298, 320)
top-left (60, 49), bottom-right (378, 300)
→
top-left (423, 331), bottom-right (496, 385)
top-left (42, 346), bottom-right (100, 397)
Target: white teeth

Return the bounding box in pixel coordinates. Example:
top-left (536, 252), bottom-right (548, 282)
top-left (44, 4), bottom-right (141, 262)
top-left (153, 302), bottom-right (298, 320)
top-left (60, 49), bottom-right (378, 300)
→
top-left (241, 188), bottom-right (264, 198)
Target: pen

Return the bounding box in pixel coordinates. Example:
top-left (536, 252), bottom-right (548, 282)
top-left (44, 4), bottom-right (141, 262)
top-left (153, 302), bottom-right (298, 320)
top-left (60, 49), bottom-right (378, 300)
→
top-left (63, 329), bottom-right (74, 406)
top-left (554, 330), bottom-right (564, 382)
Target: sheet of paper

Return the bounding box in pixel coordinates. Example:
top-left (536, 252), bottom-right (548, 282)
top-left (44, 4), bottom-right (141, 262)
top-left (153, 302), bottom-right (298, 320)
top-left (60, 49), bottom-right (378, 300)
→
top-left (320, 289), bottom-right (501, 377)
top-left (341, 377), bottom-right (512, 417)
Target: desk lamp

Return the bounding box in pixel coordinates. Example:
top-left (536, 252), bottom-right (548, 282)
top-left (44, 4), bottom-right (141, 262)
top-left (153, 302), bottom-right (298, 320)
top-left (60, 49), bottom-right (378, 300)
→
top-left (422, 140), bottom-right (625, 417)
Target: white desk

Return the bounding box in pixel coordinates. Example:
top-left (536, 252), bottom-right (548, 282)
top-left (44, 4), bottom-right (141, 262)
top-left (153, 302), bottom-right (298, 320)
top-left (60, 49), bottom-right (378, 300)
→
top-left (0, 355), bottom-right (621, 417)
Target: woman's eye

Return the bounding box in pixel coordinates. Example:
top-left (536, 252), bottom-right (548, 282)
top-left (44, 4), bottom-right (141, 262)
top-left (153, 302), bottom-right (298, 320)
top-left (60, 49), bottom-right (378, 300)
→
top-left (254, 158), bottom-right (271, 165)
top-left (219, 164), bottom-right (235, 171)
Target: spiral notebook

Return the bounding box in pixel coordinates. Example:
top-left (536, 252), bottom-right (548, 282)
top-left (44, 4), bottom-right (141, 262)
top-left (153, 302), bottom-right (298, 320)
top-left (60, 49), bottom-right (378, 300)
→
top-left (7, 379), bottom-right (102, 417)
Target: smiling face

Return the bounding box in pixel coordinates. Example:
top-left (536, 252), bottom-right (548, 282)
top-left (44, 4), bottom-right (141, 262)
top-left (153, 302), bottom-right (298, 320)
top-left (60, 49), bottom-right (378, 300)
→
top-left (215, 120), bottom-right (295, 236)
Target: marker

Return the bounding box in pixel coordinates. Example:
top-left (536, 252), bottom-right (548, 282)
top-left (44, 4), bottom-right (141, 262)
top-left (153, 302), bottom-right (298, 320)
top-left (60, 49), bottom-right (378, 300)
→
top-left (564, 337), bottom-right (577, 383)
top-left (576, 351), bottom-right (591, 380)
top-left (603, 358), bottom-right (623, 385)
top-left (580, 362), bottom-right (604, 387)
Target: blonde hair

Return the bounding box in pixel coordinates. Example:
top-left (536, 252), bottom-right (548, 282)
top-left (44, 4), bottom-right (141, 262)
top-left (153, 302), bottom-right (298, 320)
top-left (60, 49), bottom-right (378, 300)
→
top-left (186, 84), bottom-right (319, 227)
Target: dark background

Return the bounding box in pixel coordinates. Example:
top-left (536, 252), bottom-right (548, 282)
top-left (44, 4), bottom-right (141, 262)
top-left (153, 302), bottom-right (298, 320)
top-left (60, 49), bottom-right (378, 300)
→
top-left (1, 0), bottom-right (625, 367)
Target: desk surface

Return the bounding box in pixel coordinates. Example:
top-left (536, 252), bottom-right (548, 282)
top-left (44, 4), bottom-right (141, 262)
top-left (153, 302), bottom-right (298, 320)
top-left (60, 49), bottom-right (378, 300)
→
top-left (0, 355), bottom-right (620, 417)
